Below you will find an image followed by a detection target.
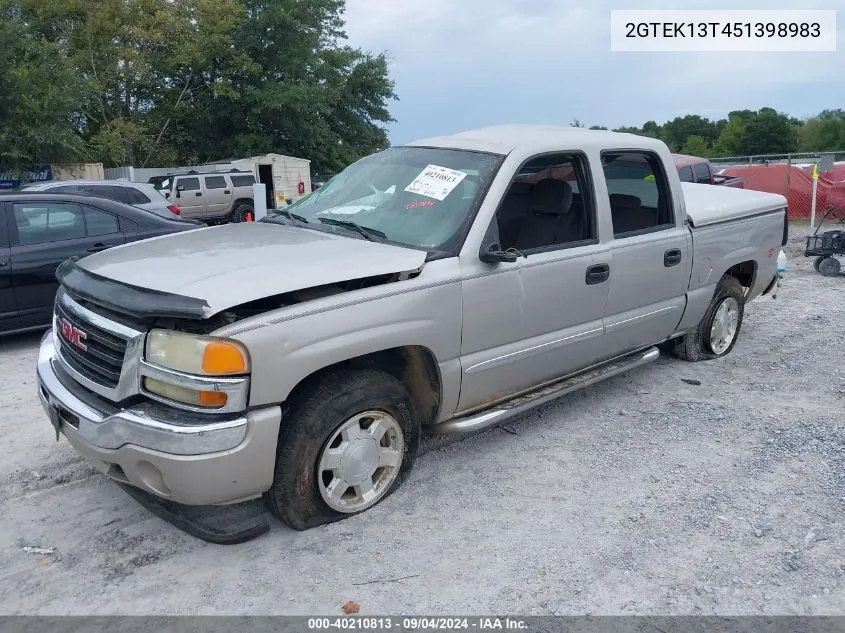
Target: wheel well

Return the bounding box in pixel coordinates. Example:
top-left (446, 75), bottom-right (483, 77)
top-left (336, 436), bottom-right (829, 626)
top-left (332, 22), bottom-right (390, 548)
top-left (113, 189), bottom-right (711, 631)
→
top-left (723, 260), bottom-right (756, 292)
top-left (284, 346), bottom-right (442, 427)
top-left (233, 198), bottom-right (253, 208)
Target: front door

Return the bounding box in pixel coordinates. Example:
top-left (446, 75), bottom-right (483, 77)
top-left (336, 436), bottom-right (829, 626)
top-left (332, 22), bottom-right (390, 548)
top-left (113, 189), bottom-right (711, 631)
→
top-left (457, 152), bottom-right (610, 413)
top-left (600, 150), bottom-right (692, 354)
top-left (9, 201), bottom-right (126, 328)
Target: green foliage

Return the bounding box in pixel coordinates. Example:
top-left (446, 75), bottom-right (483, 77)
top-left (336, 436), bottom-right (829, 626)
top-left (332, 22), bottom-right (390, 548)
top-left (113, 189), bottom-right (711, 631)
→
top-left (680, 135), bottom-right (711, 157)
top-left (0, 0), bottom-right (396, 175)
top-left (0, 0), bottom-right (87, 174)
top-left (602, 107), bottom-right (825, 158)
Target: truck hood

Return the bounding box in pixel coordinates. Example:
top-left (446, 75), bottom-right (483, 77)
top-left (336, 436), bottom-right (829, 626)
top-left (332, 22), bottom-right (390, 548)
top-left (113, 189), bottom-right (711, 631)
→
top-left (71, 223), bottom-right (427, 317)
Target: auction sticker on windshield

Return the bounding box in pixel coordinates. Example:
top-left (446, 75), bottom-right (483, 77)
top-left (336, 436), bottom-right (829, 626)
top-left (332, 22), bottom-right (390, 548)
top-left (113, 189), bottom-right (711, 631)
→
top-left (404, 165), bottom-right (467, 201)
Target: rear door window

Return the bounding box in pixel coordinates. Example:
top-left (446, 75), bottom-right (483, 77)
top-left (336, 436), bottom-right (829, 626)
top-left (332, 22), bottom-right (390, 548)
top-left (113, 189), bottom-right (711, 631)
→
top-left (678, 166), bottom-right (694, 182)
top-left (84, 207), bottom-right (120, 236)
top-left (81, 185), bottom-right (132, 204)
top-left (693, 162), bottom-right (711, 182)
top-left (204, 176), bottom-right (227, 189)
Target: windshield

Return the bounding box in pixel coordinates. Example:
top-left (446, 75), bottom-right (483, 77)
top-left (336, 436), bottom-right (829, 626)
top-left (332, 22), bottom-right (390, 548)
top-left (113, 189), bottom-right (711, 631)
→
top-left (266, 146), bottom-right (503, 252)
top-left (149, 176), bottom-right (170, 191)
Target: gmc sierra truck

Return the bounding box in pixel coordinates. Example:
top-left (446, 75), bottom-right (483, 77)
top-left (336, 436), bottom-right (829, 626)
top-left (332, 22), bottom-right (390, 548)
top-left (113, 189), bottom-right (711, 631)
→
top-left (36, 125), bottom-right (789, 536)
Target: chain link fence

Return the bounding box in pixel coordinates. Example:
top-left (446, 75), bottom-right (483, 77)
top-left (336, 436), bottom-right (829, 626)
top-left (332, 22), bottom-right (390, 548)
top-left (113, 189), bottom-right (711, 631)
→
top-left (707, 151), bottom-right (845, 223)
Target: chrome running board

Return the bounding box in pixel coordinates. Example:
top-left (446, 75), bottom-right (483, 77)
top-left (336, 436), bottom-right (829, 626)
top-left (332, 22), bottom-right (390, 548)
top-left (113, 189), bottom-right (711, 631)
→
top-left (434, 346), bottom-right (660, 436)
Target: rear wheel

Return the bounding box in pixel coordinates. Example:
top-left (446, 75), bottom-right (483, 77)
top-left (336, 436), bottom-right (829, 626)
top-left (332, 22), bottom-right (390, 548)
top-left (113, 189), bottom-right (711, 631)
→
top-left (813, 256), bottom-right (826, 272)
top-left (231, 204), bottom-right (254, 223)
top-left (265, 368), bottom-right (419, 530)
top-left (818, 257), bottom-right (841, 277)
top-left (668, 276), bottom-right (745, 362)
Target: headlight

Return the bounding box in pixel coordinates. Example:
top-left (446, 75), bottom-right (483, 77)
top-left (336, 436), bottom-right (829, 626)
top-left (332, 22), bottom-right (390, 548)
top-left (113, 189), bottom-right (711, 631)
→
top-left (142, 330), bottom-right (250, 410)
top-left (145, 329), bottom-right (249, 376)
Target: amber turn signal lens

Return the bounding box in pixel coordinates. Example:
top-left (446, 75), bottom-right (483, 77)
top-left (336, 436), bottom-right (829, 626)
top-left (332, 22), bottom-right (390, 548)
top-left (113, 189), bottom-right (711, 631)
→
top-left (201, 341), bottom-right (247, 375)
top-left (198, 390), bottom-right (228, 407)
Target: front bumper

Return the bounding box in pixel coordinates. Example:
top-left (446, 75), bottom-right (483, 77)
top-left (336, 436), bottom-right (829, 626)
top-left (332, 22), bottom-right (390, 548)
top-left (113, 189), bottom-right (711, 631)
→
top-left (36, 332), bottom-right (281, 506)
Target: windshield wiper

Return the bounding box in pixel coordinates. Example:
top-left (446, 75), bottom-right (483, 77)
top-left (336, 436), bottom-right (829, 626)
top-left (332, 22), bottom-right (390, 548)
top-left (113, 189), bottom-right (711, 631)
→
top-left (267, 209), bottom-right (309, 224)
top-left (317, 217), bottom-right (386, 241)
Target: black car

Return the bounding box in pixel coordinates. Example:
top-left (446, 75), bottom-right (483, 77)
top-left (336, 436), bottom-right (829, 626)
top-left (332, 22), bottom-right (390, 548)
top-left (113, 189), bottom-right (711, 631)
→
top-left (0, 193), bottom-right (203, 336)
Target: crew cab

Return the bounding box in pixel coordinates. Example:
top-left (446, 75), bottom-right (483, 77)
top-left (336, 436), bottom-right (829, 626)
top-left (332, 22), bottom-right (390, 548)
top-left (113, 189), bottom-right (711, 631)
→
top-left (674, 154), bottom-right (744, 188)
top-left (35, 126), bottom-right (788, 535)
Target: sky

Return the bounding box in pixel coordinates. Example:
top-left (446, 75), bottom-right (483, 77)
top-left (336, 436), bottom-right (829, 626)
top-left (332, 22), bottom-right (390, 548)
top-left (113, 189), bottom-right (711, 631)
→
top-left (342, 0), bottom-right (844, 146)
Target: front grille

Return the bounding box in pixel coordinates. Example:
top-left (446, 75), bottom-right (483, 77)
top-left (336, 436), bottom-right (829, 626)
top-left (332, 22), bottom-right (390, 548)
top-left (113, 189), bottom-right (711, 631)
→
top-left (55, 300), bottom-right (128, 388)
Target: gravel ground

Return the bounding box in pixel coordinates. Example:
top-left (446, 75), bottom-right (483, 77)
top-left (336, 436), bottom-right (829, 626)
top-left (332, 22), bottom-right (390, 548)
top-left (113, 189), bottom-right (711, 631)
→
top-left (0, 224), bottom-right (843, 616)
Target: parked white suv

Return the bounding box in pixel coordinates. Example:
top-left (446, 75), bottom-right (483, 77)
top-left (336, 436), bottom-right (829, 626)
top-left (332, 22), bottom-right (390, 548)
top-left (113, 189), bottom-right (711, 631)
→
top-left (150, 171), bottom-right (256, 223)
top-left (20, 180), bottom-right (183, 220)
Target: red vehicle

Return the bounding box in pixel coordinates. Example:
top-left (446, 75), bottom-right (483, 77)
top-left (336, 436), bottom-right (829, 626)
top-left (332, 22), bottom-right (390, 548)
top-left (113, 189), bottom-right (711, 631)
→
top-left (673, 154), bottom-right (744, 188)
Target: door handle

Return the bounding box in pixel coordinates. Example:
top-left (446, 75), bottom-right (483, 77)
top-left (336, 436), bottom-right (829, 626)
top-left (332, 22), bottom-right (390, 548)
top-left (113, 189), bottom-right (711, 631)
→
top-left (585, 263), bottom-right (610, 285)
top-left (664, 248), bottom-right (682, 267)
top-left (195, 192), bottom-right (202, 197)
top-left (223, 190), bottom-right (231, 194)
top-left (87, 243), bottom-right (112, 253)
top-left (0, 260), bottom-right (7, 268)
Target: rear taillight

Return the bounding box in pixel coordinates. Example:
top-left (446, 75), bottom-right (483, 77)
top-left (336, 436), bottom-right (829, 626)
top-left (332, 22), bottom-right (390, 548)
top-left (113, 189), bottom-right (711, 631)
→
top-left (168, 205), bottom-right (181, 215)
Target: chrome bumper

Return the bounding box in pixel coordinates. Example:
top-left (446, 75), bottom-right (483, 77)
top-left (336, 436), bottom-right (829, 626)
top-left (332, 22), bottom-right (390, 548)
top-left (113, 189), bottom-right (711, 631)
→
top-left (35, 332), bottom-right (281, 505)
top-left (37, 331), bottom-right (248, 455)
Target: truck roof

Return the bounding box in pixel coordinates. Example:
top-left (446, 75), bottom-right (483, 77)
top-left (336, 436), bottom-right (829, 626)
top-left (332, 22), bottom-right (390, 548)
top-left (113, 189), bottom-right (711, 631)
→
top-left (405, 124), bottom-right (668, 155)
top-left (672, 154), bottom-right (709, 168)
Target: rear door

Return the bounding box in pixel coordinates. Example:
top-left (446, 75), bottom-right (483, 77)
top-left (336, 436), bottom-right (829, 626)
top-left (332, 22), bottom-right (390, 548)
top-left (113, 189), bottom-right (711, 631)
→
top-left (203, 175), bottom-right (231, 217)
top-left (9, 200), bottom-right (126, 327)
top-left (600, 151), bottom-right (692, 355)
top-left (172, 176), bottom-right (206, 219)
top-left (0, 204), bottom-right (19, 333)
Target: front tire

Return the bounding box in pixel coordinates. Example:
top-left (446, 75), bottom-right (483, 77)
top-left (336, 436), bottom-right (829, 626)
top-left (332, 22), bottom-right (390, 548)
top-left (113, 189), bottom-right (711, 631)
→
top-left (265, 369), bottom-right (419, 530)
top-left (669, 276), bottom-right (745, 362)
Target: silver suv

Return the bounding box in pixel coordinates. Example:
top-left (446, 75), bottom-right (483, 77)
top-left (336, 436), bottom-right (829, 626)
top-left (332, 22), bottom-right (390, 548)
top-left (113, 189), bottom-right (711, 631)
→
top-left (20, 180), bottom-right (182, 220)
top-left (152, 171), bottom-right (256, 223)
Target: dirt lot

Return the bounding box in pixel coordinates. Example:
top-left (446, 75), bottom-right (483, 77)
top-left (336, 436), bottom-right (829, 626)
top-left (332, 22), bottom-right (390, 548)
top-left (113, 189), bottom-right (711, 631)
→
top-left (0, 225), bottom-right (842, 615)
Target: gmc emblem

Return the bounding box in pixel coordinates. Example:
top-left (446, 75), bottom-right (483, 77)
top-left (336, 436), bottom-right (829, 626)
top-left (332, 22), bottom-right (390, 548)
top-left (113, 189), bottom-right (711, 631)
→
top-left (59, 317), bottom-right (88, 351)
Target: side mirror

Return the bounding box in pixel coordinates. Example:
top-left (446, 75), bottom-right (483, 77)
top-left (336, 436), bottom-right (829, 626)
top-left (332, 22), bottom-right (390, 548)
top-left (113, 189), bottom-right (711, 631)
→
top-left (479, 243), bottom-right (518, 264)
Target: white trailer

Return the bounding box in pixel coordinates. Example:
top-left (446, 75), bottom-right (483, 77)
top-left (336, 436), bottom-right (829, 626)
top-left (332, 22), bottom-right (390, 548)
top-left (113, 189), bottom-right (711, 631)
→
top-left (229, 153), bottom-right (312, 210)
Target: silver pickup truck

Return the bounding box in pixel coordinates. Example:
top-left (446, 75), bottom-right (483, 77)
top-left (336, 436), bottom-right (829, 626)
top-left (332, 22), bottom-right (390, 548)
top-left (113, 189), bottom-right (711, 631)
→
top-left (36, 125), bottom-right (788, 533)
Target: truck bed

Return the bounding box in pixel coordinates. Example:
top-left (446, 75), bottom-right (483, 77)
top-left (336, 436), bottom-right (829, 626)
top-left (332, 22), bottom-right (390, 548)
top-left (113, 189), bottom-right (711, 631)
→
top-left (682, 182), bottom-right (786, 227)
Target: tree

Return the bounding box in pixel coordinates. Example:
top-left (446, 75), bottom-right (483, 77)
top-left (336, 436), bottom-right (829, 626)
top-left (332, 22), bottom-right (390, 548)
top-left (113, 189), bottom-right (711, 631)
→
top-left (798, 109), bottom-right (845, 152)
top-left (570, 118), bottom-right (584, 128)
top-left (660, 115), bottom-right (721, 152)
top-left (589, 125), bottom-right (607, 130)
top-left (736, 107), bottom-right (798, 155)
top-left (711, 110), bottom-right (755, 156)
top-left (0, 0), bottom-right (86, 174)
top-left (172, 0), bottom-right (397, 174)
top-left (681, 135), bottom-right (711, 157)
